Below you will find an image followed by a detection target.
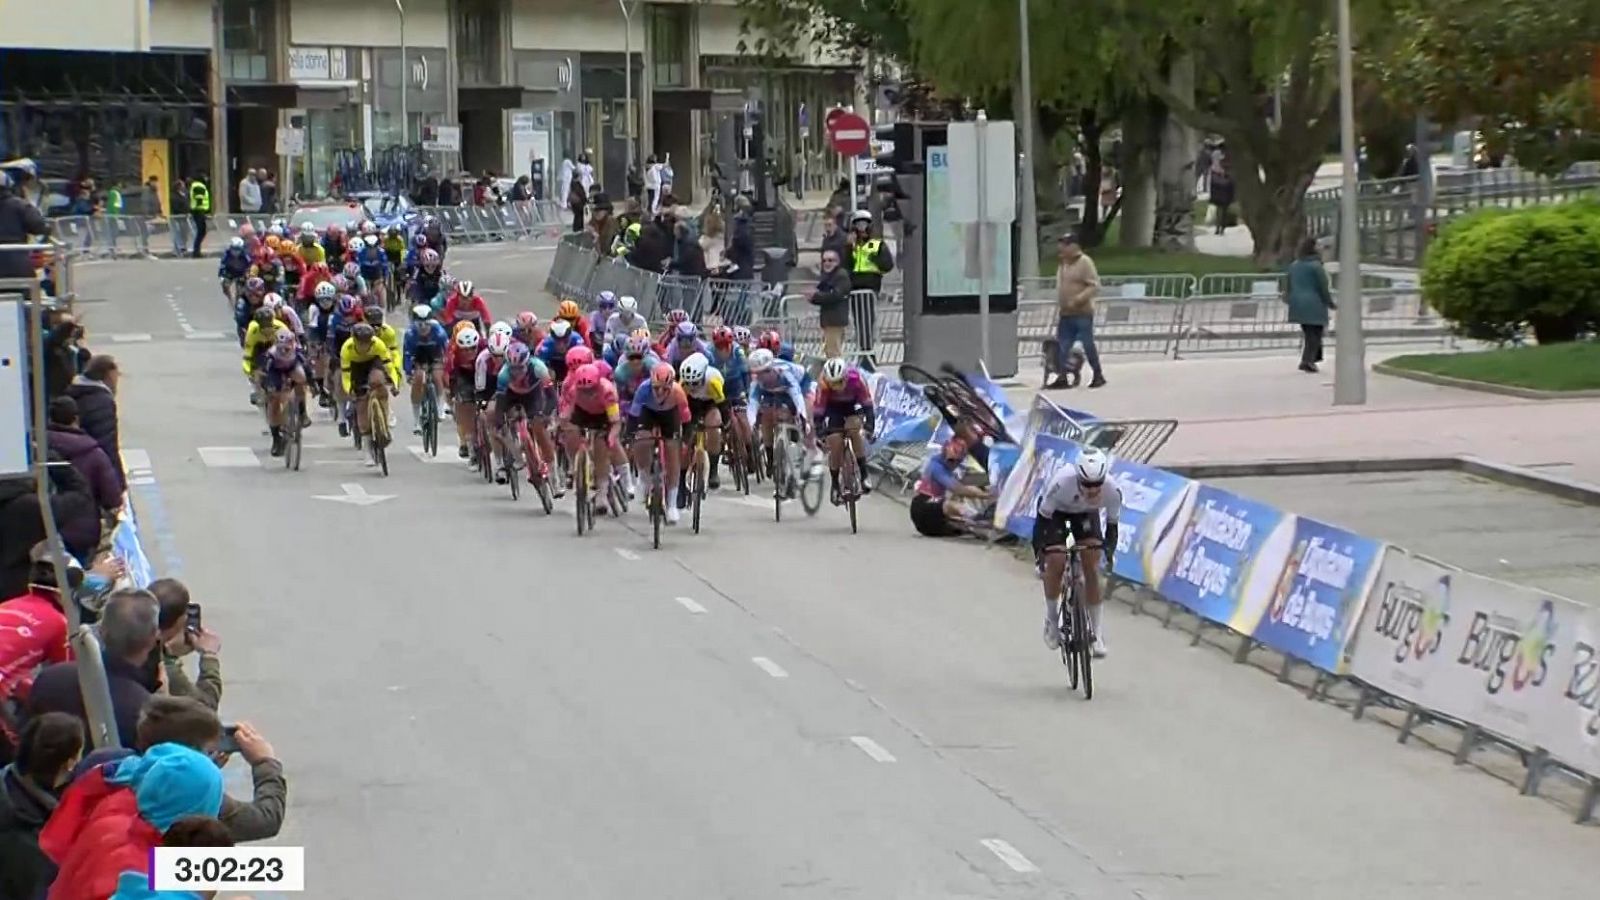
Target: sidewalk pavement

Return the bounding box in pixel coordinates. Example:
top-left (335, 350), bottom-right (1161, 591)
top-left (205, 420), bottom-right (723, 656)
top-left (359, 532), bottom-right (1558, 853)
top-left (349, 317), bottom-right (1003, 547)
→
top-left (996, 351), bottom-right (1600, 488)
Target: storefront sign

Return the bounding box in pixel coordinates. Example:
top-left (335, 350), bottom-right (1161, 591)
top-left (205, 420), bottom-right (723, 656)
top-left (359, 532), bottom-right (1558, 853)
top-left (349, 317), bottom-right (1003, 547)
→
top-left (557, 57), bottom-right (573, 91)
top-left (288, 46), bottom-right (347, 82)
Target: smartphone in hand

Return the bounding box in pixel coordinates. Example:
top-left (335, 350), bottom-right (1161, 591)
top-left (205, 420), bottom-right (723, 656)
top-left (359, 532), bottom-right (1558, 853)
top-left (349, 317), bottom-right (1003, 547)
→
top-left (218, 724), bottom-right (240, 754)
top-left (185, 602), bottom-right (202, 634)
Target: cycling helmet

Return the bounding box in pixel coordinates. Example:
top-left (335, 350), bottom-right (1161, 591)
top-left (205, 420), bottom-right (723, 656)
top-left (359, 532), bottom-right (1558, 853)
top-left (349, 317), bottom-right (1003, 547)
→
top-left (1075, 449), bottom-right (1111, 486)
top-left (252, 307), bottom-right (274, 325)
top-left (489, 320), bottom-right (514, 340)
top-left (411, 304), bottom-right (432, 321)
top-left (456, 279), bottom-right (474, 296)
top-left (711, 325), bottom-right (734, 348)
top-left (386, 223), bottom-right (402, 235)
top-left (758, 330), bottom-right (782, 352)
top-left (421, 248), bottom-right (440, 266)
top-left (451, 320), bottom-right (476, 339)
top-left (273, 328), bottom-right (297, 348)
top-left (674, 320), bottom-right (697, 340)
top-left (262, 293), bottom-right (284, 312)
top-left (229, 236), bottom-right (245, 250)
top-left (778, 342), bottom-right (796, 362)
top-left (618, 295), bottom-right (638, 313)
top-left (361, 221), bottom-right (378, 236)
top-left (549, 319), bottom-right (571, 338)
top-left (456, 328), bottom-right (482, 350)
top-left (413, 233), bottom-right (428, 248)
top-left (363, 306), bottom-right (384, 325)
top-left (557, 300), bottom-right (582, 320)
top-left (300, 221), bottom-right (316, 236)
top-left (337, 295), bottom-right (361, 317)
top-left (363, 234), bottom-right (379, 247)
top-left (747, 348), bottom-right (775, 372)
top-left (849, 209), bottom-right (872, 227)
top-left (572, 364), bottom-right (602, 392)
top-left (667, 308), bottom-right (688, 325)
top-left (342, 262), bottom-right (360, 279)
top-left (238, 223), bottom-right (255, 238)
top-left (330, 275), bottom-right (349, 293)
top-left (352, 322), bottom-right (376, 341)
top-left (733, 325), bottom-right (752, 345)
top-left (485, 331), bottom-right (511, 356)
top-left (624, 334), bottom-right (650, 357)
top-left (596, 291), bottom-right (617, 309)
top-left (565, 345), bottom-right (595, 368)
top-left (514, 311), bottom-right (538, 332)
top-left (821, 356), bottom-right (848, 385)
top-left (679, 353), bottom-right (708, 387)
top-left (506, 341), bottom-right (532, 368)
top-left (298, 230), bottom-right (316, 244)
top-left (261, 247), bottom-right (278, 261)
top-left (650, 362), bottom-right (676, 389)
top-left (314, 281), bottom-right (337, 302)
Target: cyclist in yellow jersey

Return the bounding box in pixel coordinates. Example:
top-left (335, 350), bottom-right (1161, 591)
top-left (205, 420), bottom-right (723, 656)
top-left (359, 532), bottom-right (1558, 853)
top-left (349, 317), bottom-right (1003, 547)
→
top-left (295, 225), bottom-right (327, 266)
top-left (241, 307), bottom-right (289, 402)
top-left (676, 352), bottom-right (728, 494)
top-left (341, 322), bottom-right (401, 453)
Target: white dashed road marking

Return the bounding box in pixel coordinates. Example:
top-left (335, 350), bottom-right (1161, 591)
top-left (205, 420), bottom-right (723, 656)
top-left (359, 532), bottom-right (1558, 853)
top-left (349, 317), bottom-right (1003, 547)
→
top-left (197, 446), bottom-right (260, 468)
top-left (614, 547), bottom-right (641, 561)
top-left (979, 839), bottom-right (1039, 873)
top-left (674, 596), bottom-right (707, 614)
top-left (184, 332), bottom-right (231, 341)
top-left (751, 657), bottom-right (789, 678)
top-left (849, 736), bottom-right (896, 763)
top-left (110, 333), bottom-right (153, 343)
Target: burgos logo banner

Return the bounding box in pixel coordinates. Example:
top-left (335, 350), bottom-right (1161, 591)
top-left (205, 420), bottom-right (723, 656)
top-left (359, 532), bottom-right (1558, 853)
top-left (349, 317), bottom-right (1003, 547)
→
top-left (865, 373), bottom-right (939, 453)
top-left (1105, 457), bottom-right (1193, 587)
top-left (1347, 549), bottom-right (1457, 702)
top-left (1544, 605), bottom-right (1600, 780)
top-left (1156, 485), bottom-right (1286, 626)
top-left (1239, 516), bottom-right (1384, 674)
top-left (997, 432), bottom-right (1081, 539)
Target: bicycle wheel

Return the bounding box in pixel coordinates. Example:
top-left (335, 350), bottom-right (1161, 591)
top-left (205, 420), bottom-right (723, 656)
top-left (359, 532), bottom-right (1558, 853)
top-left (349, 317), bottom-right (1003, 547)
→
top-left (574, 448), bottom-right (590, 535)
top-left (423, 383), bottom-right (440, 457)
top-left (370, 396), bottom-right (390, 476)
top-left (691, 449), bottom-right (705, 535)
top-left (844, 456), bottom-right (859, 535)
top-left (286, 398), bottom-right (303, 472)
top-left (505, 433), bottom-right (521, 501)
top-left (799, 446), bottom-right (824, 517)
top-left (650, 446), bottom-right (664, 549)
top-left (1074, 565), bottom-right (1094, 700)
top-left (772, 436), bottom-right (789, 522)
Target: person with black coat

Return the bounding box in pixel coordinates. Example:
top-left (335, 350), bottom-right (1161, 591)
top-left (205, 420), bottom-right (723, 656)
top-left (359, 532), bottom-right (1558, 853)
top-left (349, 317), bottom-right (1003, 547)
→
top-left (809, 249), bottom-right (854, 358)
top-left (0, 178), bottom-right (49, 284)
top-left (627, 215), bottom-right (675, 273)
top-left (0, 713), bottom-right (84, 900)
top-left (65, 355), bottom-right (123, 492)
top-left (26, 590), bottom-right (161, 745)
top-left (726, 197), bottom-right (756, 281)
top-left (670, 220), bottom-right (709, 279)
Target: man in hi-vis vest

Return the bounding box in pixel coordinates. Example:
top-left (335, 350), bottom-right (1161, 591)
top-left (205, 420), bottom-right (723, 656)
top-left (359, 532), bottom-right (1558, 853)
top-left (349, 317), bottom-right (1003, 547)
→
top-left (187, 174), bottom-right (212, 258)
top-left (845, 209), bottom-right (893, 371)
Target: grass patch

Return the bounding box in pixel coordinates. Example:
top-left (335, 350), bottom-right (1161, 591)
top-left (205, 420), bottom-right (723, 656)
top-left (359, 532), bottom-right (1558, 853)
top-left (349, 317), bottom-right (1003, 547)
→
top-left (1385, 342), bottom-right (1600, 392)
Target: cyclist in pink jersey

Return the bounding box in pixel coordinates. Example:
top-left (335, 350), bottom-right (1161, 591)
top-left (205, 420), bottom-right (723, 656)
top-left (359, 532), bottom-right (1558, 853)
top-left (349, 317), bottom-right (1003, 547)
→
top-left (560, 362), bottom-right (627, 504)
top-left (812, 356), bottom-right (876, 503)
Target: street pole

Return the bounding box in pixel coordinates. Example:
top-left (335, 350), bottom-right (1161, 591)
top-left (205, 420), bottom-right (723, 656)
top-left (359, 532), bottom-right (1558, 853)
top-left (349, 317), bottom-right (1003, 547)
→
top-left (620, 0), bottom-right (635, 176)
top-left (976, 110), bottom-right (991, 369)
top-left (396, 1), bottom-right (408, 144)
top-left (1333, 0), bottom-right (1366, 405)
top-left (1015, 0), bottom-right (1040, 278)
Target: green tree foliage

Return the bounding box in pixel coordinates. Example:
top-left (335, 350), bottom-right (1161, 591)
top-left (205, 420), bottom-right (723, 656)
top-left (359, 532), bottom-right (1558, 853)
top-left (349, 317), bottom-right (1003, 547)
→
top-left (1380, 0), bottom-right (1600, 175)
top-left (1421, 203), bottom-right (1600, 344)
top-left (732, 0), bottom-right (913, 61)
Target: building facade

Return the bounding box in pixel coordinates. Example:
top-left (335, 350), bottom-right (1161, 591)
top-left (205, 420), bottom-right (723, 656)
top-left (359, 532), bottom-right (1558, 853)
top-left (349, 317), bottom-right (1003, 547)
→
top-left (2, 0), bottom-right (860, 212)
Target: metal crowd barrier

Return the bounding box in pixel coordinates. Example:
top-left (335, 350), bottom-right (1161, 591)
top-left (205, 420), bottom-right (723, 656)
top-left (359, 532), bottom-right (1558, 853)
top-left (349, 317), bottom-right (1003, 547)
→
top-left (46, 200), bottom-right (567, 260)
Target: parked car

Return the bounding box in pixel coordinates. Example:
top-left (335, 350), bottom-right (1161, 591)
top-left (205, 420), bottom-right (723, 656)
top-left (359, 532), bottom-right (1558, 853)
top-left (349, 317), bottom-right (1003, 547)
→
top-left (286, 199), bottom-right (370, 236)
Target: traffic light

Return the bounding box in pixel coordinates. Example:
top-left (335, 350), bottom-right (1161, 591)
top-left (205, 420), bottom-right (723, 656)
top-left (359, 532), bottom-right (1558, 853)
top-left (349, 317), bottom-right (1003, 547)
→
top-left (873, 123), bottom-right (914, 222)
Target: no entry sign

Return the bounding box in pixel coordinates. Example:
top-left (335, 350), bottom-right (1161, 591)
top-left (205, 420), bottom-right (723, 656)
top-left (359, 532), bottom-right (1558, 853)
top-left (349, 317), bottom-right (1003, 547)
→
top-left (826, 111), bottom-right (871, 157)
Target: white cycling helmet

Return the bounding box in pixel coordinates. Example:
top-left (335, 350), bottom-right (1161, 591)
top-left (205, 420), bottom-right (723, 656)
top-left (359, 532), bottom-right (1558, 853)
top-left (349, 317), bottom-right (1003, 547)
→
top-left (262, 293), bottom-right (283, 311)
top-left (486, 331), bottom-right (512, 356)
top-left (618, 295), bottom-right (638, 313)
top-left (679, 353), bottom-right (708, 387)
top-left (489, 320), bottom-right (514, 339)
top-left (549, 319), bottom-right (570, 338)
top-left (299, 221), bottom-right (316, 235)
top-left (1075, 449), bottom-right (1111, 486)
top-left (314, 282), bottom-right (337, 301)
top-left (820, 356), bottom-right (848, 385)
top-left (747, 348), bottom-right (775, 372)
top-left (229, 236), bottom-right (245, 250)
top-left (455, 328), bottom-right (482, 350)
top-left (361, 221), bottom-right (378, 235)
top-left (363, 234), bottom-right (379, 246)
top-left (411, 304), bottom-right (432, 321)
top-left (456, 279), bottom-right (475, 296)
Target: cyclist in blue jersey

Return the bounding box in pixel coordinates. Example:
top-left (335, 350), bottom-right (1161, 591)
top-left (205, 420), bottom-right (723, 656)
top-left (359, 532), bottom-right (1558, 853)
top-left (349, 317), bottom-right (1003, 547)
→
top-left (408, 248), bottom-right (445, 306)
top-left (612, 334), bottom-right (660, 405)
top-left (747, 348), bottom-right (817, 476)
top-left (403, 304), bottom-right (449, 434)
top-left (354, 234), bottom-right (391, 309)
top-left (709, 325), bottom-right (752, 473)
top-left (664, 320), bottom-right (710, 366)
top-left (218, 237), bottom-right (252, 301)
top-left (326, 295), bottom-right (363, 437)
top-left (536, 319), bottom-right (585, 384)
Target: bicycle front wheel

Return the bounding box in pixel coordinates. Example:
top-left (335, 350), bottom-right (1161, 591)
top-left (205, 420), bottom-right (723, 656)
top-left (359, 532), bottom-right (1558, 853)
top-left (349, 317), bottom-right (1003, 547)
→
top-left (575, 449), bottom-right (590, 536)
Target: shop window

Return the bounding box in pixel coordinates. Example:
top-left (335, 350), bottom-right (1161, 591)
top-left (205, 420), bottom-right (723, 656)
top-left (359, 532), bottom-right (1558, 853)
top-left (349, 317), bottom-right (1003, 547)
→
top-left (221, 0), bottom-right (272, 82)
top-left (650, 5), bottom-right (687, 88)
top-left (455, 0), bottom-right (502, 87)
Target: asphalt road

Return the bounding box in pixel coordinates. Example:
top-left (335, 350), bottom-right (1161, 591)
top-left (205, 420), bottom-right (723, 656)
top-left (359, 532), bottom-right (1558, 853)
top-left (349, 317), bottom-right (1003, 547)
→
top-left (67, 250), bottom-right (1600, 898)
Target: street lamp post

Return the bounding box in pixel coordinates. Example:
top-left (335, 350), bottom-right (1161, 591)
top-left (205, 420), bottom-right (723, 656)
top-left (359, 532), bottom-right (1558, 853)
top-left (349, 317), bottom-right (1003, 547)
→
top-left (1016, 0), bottom-right (1040, 278)
top-left (1333, 0), bottom-right (1366, 404)
top-left (395, 0), bottom-right (408, 144)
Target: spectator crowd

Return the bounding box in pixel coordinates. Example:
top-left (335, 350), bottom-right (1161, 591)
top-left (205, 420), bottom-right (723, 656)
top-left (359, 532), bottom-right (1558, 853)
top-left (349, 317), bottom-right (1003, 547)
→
top-left (0, 303), bottom-right (289, 899)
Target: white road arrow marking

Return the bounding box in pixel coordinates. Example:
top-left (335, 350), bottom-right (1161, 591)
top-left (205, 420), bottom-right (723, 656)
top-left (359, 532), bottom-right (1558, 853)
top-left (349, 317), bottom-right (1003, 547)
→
top-left (313, 483), bottom-right (396, 506)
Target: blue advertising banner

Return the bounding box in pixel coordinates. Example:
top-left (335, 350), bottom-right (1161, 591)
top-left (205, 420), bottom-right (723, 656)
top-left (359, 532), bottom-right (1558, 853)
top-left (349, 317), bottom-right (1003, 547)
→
top-left (1157, 485), bottom-right (1287, 624)
top-left (997, 433), bottom-right (1081, 538)
top-left (867, 373), bottom-right (940, 453)
top-left (111, 505), bottom-right (155, 589)
top-left (1241, 516), bottom-right (1385, 672)
top-left (1106, 458), bottom-right (1194, 585)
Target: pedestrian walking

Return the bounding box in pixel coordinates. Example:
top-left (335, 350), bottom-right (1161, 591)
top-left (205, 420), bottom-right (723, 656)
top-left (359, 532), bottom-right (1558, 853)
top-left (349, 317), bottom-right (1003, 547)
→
top-left (1284, 237), bottom-right (1336, 373)
top-left (186, 175), bottom-right (211, 257)
top-left (1048, 234), bottom-right (1107, 390)
top-left (1209, 156), bottom-right (1234, 235)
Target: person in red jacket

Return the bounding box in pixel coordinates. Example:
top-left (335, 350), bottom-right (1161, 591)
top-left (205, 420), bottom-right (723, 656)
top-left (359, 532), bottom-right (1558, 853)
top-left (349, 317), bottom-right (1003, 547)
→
top-left (441, 279), bottom-right (491, 333)
top-left (0, 575), bottom-right (71, 754)
top-left (39, 742), bottom-right (223, 900)
top-left (296, 260), bottom-right (333, 306)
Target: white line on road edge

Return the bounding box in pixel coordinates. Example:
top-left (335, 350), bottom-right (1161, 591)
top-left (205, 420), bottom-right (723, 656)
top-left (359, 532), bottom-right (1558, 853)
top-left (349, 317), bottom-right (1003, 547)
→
top-left (674, 596), bottom-right (707, 614)
top-left (751, 657), bottom-right (789, 678)
top-left (615, 548), bottom-right (641, 561)
top-left (849, 736), bottom-right (897, 763)
top-left (110, 333), bottom-right (153, 343)
top-left (979, 839), bottom-right (1039, 873)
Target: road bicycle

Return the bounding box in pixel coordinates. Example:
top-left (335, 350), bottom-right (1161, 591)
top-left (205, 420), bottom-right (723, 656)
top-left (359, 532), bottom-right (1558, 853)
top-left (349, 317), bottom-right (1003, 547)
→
top-left (1057, 537), bottom-right (1096, 700)
top-left (473, 401), bottom-right (495, 483)
top-left (417, 363), bottom-right (441, 457)
top-left (642, 430), bottom-right (669, 549)
top-left (355, 383), bottom-right (392, 476)
top-left (500, 404), bottom-right (555, 513)
top-left (283, 392), bottom-right (305, 472)
top-left (721, 408), bottom-right (750, 495)
top-left (685, 422), bottom-right (711, 535)
top-left (823, 426), bottom-right (864, 535)
top-left (571, 426), bottom-right (626, 535)
top-left (770, 411), bottom-right (823, 523)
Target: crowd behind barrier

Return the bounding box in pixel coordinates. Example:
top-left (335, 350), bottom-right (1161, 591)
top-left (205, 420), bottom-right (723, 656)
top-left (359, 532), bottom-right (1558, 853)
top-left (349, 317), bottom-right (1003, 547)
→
top-left (927, 384), bottom-right (1600, 823)
top-left (45, 199), bottom-right (567, 260)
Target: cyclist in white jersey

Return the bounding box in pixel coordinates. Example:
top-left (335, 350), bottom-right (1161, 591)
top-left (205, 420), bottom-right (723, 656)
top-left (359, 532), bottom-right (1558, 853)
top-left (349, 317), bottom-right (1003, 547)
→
top-left (1033, 449), bottom-right (1121, 657)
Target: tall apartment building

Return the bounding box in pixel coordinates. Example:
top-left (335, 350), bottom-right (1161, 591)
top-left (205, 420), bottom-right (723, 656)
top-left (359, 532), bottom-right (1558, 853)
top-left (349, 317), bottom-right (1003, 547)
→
top-left (1, 0), bottom-right (860, 212)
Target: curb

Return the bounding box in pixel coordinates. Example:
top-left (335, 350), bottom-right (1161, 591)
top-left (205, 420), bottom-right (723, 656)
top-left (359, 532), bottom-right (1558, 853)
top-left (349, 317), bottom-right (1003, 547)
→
top-left (1166, 455), bottom-right (1600, 507)
top-left (1372, 362), bottom-right (1600, 400)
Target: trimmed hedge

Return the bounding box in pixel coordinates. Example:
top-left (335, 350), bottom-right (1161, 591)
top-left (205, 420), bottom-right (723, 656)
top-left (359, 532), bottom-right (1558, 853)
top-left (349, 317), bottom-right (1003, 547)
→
top-left (1421, 201), bottom-right (1600, 344)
